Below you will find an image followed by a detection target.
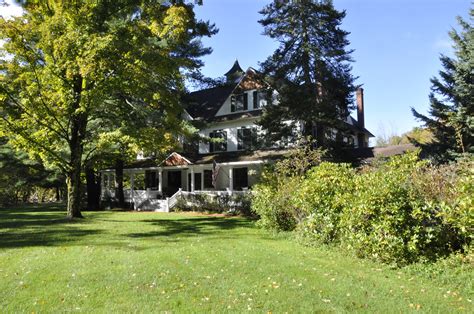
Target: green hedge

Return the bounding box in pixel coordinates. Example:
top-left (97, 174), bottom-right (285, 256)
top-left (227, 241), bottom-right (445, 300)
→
top-left (252, 151), bottom-right (473, 265)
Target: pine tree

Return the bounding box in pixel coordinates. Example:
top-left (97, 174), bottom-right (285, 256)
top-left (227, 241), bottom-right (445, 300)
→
top-left (258, 0), bottom-right (356, 146)
top-left (412, 8), bottom-right (473, 162)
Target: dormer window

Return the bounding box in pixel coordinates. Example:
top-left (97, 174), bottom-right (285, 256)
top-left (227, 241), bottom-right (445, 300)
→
top-left (253, 90), bottom-right (268, 109)
top-left (231, 93), bottom-right (248, 112)
top-left (209, 130), bottom-right (227, 152)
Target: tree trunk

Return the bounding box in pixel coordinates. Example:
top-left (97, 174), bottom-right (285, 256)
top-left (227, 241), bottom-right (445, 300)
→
top-left (86, 166), bottom-right (101, 211)
top-left (115, 158), bottom-right (125, 208)
top-left (316, 124), bottom-right (325, 148)
top-left (55, 186), bottom-right (60, 202)
top-left (66, 75), bottom-right (87, 219)
top-left (66, 164), bottom-right (83, 218)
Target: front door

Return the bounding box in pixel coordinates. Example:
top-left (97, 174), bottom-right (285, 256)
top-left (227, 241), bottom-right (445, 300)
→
top-left (167, 171), bottom-right (182, 195)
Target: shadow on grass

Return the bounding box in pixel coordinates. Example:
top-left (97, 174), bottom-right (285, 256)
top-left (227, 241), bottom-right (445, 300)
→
top-left (0, 227), bottom-right (103, 249)
top-left (0, 203), bottom-right (104, 249)
top-left (127, 217), bottom-right (254, 239)
top-left (0, 204), bottom-right (260, 249)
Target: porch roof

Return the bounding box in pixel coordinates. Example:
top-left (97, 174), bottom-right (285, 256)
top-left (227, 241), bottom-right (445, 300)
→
top-left (116, 149), bottom-right (290, 171)
top-left (185, 149), bottom-right (291, 165)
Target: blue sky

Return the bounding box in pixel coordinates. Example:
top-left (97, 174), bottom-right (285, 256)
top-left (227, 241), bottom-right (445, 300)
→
top-left (2, 0), bottom-right (471, 141)
top-left (194, 0), bottom-right (471, 140)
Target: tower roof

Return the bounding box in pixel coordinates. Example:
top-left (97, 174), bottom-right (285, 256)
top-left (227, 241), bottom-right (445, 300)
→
top-left (224, 60), bottom-right (244, 77)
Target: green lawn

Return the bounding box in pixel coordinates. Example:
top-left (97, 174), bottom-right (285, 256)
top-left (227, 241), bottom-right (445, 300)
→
top-left (0, 205), bottom-right (472, 312)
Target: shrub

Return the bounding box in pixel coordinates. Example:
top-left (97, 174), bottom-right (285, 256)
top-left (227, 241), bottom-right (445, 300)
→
top-left (340, 152), bottom-right (471, 264)
top-left (253, 149), bottom-right (472, 265)
top-left (251, 144), bottom-right (325, 231)
top-left (252, 176), bottom-right (302, 231)
top-left (174, 192), bottom-right (253, 216)
top-left (296, 163), bottom-right (355, 244)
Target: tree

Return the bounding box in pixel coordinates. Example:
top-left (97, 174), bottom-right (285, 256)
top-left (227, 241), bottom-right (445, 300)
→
top-left (257, 0), bottom-right (356, 146)
top-left (0, 137), bottom-right (64, 206)
top-left (412, 8), bottom-right (473, 162)
top-left (375, 127), bottom-right (433, 147)
top-left (0, 0), bottom-right (215, 218)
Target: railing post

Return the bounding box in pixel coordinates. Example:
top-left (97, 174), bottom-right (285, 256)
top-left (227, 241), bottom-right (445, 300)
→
top-left (228, 167), bottom-right (233, 195)
top-left (190, 168), bottom-right (195, 192)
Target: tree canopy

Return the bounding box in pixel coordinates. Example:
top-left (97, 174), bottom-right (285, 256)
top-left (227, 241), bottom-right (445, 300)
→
top-left (0, 0), bottom-right (216, 217)
top-left (257, 0), bottom-right (356, 146)
top-left (412, 7), bottom-right (473, 162)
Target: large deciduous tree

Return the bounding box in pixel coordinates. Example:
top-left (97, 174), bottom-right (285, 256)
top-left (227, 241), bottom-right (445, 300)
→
top-left (412, 8), bottom-right (473, 162)
top-left (0, 0), bottom-right (215, 218)
top-left (258, 0), bottom-right (356, 146)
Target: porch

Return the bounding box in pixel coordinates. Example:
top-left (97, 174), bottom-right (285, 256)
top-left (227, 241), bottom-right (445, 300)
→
top-left (100, 161), bottom-right (262, 212)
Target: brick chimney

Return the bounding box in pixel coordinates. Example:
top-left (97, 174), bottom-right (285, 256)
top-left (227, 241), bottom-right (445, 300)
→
top-left (356, 87), bottom-right (365, 128)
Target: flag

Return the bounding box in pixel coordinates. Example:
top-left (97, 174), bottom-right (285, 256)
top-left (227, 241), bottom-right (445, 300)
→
top-left (212, 160), bottom-right (220, 188)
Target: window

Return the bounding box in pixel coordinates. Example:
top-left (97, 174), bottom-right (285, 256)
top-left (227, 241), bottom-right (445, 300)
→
top-left (233, 167), bottom-right (248, 190)
top-left (145, 171), bottom-right (158, 190)
top-left (209, 130), bottom-right (227, 152)
top-left (237, 127), bottom-right (257, 150)
top-left (203, 170), bottom-right (213, 189)
top-left (253, 90), bottom-right (268, 109)
top-left (230, 93), bottom-right (248, 112)
top-left (348, 136), bottom-right (354, 146)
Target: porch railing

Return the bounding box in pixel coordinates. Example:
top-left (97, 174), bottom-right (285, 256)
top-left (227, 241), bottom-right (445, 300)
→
top-left (166, 188), bottom-right (183, 211)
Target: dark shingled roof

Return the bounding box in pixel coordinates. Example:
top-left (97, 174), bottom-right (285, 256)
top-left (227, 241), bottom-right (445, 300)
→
top-left (347, 116), bottom-right (375, 137)
top-left (183, 149), bottom-right (292, 165)
top-left (212, 109), bottom-right (263, 123)
top-left (184, 84), bottom-right (236, 121)
top-left (224, 60), bottom-right (244, 77)
top-left (117, 150), bottom-right (291, 170)
top-left (373, 144), bottom-right (416, 157)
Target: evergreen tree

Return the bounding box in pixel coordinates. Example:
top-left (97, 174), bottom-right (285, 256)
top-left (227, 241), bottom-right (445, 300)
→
top-left (0, 137), bottom-right (64, 206)
top-left (0, 1), bottom-right (215, 218)
top-left (257, 0), bottom-right (356, 146)
top-left (412, 8), bottom-right (473, 162)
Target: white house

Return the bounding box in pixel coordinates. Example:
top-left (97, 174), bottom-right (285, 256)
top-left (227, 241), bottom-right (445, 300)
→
top-left (100, 61), bottom-right (374, 211)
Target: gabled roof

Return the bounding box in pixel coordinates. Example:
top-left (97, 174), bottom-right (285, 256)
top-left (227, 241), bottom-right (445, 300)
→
top-left (184, 84), bottom-right (237, 121)
top-left (184, 66), bottom-right (270, 122)
top-left (159, 152), bottom-right (192, 166)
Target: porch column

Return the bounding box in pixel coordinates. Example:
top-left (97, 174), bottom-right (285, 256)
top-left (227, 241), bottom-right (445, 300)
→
top-left (190, 167), bottom-right (195, 192)
top-left (158, 169), bottom-right (163, 193)
top-left (228, 167), bottom-right (233, 193)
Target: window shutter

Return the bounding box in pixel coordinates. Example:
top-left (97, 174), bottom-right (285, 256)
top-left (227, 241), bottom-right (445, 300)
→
top-left (243, 93), bottom-right (248, 110)
top-left (253, 91), bottom-right (258, 109)
top-left (222, 131), bottom-right (228, 151)
top-left (251, 128), bottom-right (257, 149)
top-left (237, 128), bottom-right (243, 150)
top-left (231, 95), bottom-right (236, 112)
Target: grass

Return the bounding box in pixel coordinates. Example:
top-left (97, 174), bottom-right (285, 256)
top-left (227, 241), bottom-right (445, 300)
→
top-left (0, 204), bottom-right (472, 312)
